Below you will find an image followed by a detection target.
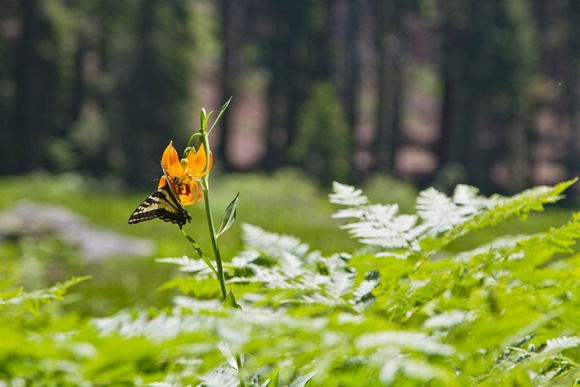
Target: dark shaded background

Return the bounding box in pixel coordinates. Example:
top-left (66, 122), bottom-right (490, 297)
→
top-left (1, 0), bottom-right (579, 194)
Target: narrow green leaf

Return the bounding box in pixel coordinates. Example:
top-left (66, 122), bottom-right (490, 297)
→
top-left (209, 97), bottom-right (232, 134)
top-left (265, 371), bottom-right (280, 387)
top-left (182, 230), bottom-right (217, 274)
top-left (217, 192), bottom-right (240, 238)
top-left (222, 290), bottom-right (242, 309)
top-left (289, 372), bottom-right (316, 387)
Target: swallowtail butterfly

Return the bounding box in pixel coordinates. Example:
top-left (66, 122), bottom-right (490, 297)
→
top-left (128, 163), bottom-right (192, 229)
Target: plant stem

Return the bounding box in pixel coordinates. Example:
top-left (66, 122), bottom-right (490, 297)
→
top-left (201, 173), bottom-right (245, 387)
top-left (201, 177), bottom-right (228, 301)
top-left (236, 353), bottom-right (245, 387)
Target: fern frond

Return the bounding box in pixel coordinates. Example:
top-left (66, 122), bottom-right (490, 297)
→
top-left (156, 256), bottom-right (216, 275)
top-left (452, 235), bottom-right (531, 263)
top-left (331, 179), bottom-right (577, 255)
top-left (443, 179), bottom-right (577, 241)
top-left (337, 203), bottom-right (420, 249)
top-left (356, 331), bottom-right (455, 356)
top-left (486, 335), bottom-right (580, 384)
top-left (543, 336), bottom-right (580, 354)
top-left (517, 212), bottom-right (580, 259)
top-left (173, 296), bottom-right (221, 312)
top-left (416, 187), bottom-right (479, 235)
top-left (0, 276), bottom-right (90, 314)
top-left (452, 184), bottom-right (495, 210)
top-left (422, 310), bottom-right (468, 330)
top-left (197, 364), bottom-right (240, 387)
top-left (242, 223), bottom-right (312, 262)
top-left (329, 182), bottom-right (369, 206)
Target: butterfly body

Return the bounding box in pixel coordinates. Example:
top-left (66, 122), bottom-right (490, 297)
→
top-left (128, 163), bottom-right (192, 229)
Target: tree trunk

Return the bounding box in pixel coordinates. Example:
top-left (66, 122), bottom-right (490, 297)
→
top-left (217, 0), bottom-right (236, 171)
top-left (373, 0), bottom-right (402, 172)
top-left (263, 2), bottom-right (291, 171)
top-left (10, 0), bottom-right (41, 174)
top-left (565, 0), bottom-right (580, 176)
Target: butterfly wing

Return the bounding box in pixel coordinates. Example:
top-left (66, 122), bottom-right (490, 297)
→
top-left (128, 163), bottom-right (192, 229)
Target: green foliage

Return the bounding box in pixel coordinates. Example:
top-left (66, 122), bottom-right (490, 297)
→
top-left (217, 192), bottom-right (240, 238)
top-left (3, 178), bottom-right (580, 385)
top-left (289, 82), bottom-right (352, 186)
top-left (0, 276), bottom-right (90, 314)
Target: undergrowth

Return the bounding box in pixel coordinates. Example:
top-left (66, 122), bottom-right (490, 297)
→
top-left (2, 178), bottom-right (580, 385)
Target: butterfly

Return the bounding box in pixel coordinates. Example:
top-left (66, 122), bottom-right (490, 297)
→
top-left (128, 163), bottom-right (192, 229)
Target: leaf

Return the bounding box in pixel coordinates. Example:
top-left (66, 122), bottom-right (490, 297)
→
top-left (156, 256), bottom-right (215, 274)
top-left (217, 341), bottom-right (238, 369)
top-left (241, 223), bottom-right (311, 261)
top-left (209, 97), bottom-right (233, 134)
top-left (198, 364), bottom-right (240, 387)
top-left (0, 276), bottom-right (91, 314)
top-left (182, 230), bottom-right (217, 274)
top-left (356, 331), bottom-right (455, 356)
top-left (222, 290), bottom-right (242, 310)
top-left (217, 192), bottom-right (240, 238)
top-left (329, 182), bottom-right (369, 206)
top-left (544, 336), bottom-right (580, 353)
top-left (416, 187), bottom-right (477, 235)
top-left (265, 371), bottom-right (279, 387)
top-left (288, 372), bottom-right (316, 387)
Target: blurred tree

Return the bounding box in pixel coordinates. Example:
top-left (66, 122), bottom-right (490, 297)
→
top-left (334, 0), bottom-right (362, 133)
top-left (333, 0), bottom-right (363, 179)
top-left (542, 0), bottom-right (580, 178)
top-left (0, 0), bottom-right (197, 186)
top-left (115, 0), bottom-right (196, 187)
top-left (371, 0), bottom-right (404, 173)
top-left (565, 0), bottom-right (580, 177)
top-left (261, 0), bottom-right (357, 181)
top-left (2, 0), bottom-right (61, 175)
top-left (434, 0), bottom-right (536, 193)
top-left (216, 0), bottom-right (242, 172)
top-left (4, 0), bottom-right (579, 194)
top-left (289, 81), bottom-right (352, 186)
top-left (262, 0), bottom-right (309, 171)
top-left (0, 1), bottom-right (18, 173)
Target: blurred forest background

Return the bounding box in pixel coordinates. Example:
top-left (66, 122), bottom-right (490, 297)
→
top-left (1, 0), bottom-right (580, 194)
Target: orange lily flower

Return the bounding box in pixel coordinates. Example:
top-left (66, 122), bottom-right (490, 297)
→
top-left (158, 141), bottom-right (213, 206)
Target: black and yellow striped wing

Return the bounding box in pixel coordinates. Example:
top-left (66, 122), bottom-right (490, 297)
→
top-left (128, 163), bottom-right (192, 229)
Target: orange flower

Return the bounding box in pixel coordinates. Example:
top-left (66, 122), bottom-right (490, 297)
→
top-left (158, 141), bottom-right (213, 206)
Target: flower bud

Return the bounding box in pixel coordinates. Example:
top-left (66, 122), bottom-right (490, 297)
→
top-left (180, 158), bottom-right (189, 170)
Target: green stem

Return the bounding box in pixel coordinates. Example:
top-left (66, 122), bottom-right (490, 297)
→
top-left (201, 177), bottom-right (228, 301)
top-left (198, 107), bottom-right (244, 386)
top-left (236, 353), bottom-right (245, 387)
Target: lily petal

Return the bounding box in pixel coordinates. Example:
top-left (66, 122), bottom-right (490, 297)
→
top-left (188, 144), bottom-right (213, 178)
top-left (157, 175), bottom-right (168, 189)
top-left (180, 181), bottom-right (203, 206)
top-left (161, 141), bottom-right (184, 177)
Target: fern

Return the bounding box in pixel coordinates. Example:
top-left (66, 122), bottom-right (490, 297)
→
top-left (197, 364), bottom-right (240, 387)
top-left (331, 178), bottom-right (578, 255)
top-left (416, 185), bottom-right (482, 235)
top-left (5, 180), bottom-right (580, 385)
top-left (160, 224), bottom-right (360, 313)
top-left (151, 179), bottom-right (580, 385)
top-left (0, 276), bottom-right (90, 314)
